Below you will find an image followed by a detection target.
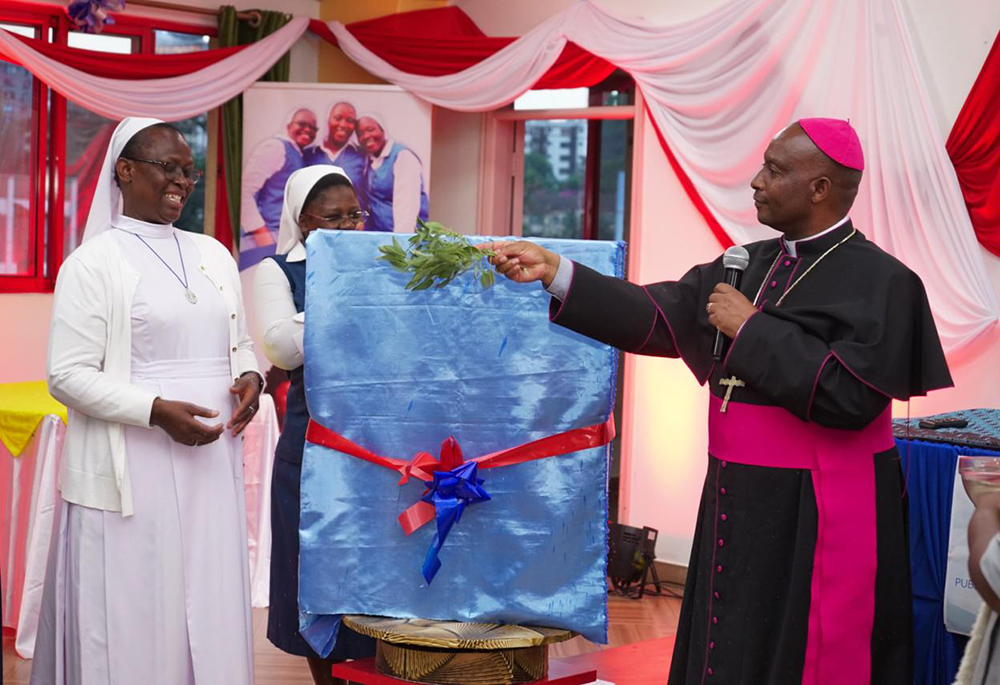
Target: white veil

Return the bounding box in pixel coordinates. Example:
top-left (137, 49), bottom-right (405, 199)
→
top-left (81, 116), bottom-right (164, 243)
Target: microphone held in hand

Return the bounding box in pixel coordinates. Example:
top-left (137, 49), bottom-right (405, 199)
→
top-left (712, 246), bottom-right (751, 361)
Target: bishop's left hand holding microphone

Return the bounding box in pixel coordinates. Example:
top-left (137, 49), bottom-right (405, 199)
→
top-left (706, 245), bottom-right (756, 351)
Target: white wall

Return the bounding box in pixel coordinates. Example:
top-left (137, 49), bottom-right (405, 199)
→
top-left (428, 108), bottom-right (482, 235)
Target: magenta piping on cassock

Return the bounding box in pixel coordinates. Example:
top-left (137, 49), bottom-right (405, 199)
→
top-left (806, 351), bottom-right (835, 421)
top-left (642, 285), bottom-right (681, 354)
top-left (830, 349), bottom-right (892, 399)
top-left (755, 255), bottom-right (784, 308)
top-left (700, 462), bottom-right (723, 684)
top-left (783, 257), bottom-right (803, 292)
top-left (636, 302), bottom-right (662, 352)
top-left (721, 309), bottom-right (759, 373)
top-left (708, 395), bottom-right (893, 685)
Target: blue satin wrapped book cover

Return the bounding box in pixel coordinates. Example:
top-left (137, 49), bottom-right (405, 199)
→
top-left (298, 231), bottom-right (624, 655)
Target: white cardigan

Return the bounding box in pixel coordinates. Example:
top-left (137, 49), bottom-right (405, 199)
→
top-left (47, 228), bottom-right (259, 517)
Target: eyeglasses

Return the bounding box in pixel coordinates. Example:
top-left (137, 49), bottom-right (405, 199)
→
top-left (300, 209), bottom-right (369, 229)
top-left (123, 157), bottom-right (204, 185)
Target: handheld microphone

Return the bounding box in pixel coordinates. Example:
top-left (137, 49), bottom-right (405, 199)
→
top-left (712, 246), bottom-right (750, 361)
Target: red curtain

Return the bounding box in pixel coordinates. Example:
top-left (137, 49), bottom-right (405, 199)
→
top-left (5, 32), bottom-right (248, 77)
top-left (310, 8), bottom-right (614, 87)
top-left (643, 101), bottom-right (733, 249)
top-left (0, 3), bottom-right (632, 244)
top-left (946, 31), bottom-right (1000, 257)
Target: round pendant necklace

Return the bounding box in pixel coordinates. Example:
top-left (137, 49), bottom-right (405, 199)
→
top-left (122, 229), bottom-right (198, 304)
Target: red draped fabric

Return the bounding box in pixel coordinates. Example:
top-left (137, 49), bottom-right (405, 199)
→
top-left (946, 31), bottom-right (1000, 258)
top-left (643, 100), bottom-right (733, 249)
top-left (0, 6), bottom-right (613, 87)
top-left (5, 32), bottom-right (248, 78)
top-left (310, 9), bottom-right (614, 87)
top-left (0, 5), bottom-right (993, 254)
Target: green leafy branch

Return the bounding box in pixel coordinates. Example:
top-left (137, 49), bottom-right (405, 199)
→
top-left (377, 219), bottom-right (497, 291)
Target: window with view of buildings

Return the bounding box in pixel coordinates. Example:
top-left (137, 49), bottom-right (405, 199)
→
top-left (515, 78), bottom-right (633, 244)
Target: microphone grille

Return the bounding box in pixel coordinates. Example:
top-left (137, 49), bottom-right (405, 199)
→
top-left (722, 245), bottom-right (750, 271)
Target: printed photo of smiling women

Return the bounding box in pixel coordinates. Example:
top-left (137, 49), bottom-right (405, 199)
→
top-left (239, 83), bottom-right (432, 271)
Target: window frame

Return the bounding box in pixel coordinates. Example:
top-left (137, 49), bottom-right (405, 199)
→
top-left (480, 104), bottom-right (635, 240)
top-left (0, 3), bottom-right (215, 293)
top-left (477, 68), bottom-right (636, 243)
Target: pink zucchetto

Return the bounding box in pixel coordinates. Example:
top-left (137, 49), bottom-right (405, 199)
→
top-left (797, 118), bottom-right (865, 172)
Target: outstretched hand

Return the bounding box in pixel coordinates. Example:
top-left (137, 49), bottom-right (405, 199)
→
top-left (477, 240), bottom-right (560, 287)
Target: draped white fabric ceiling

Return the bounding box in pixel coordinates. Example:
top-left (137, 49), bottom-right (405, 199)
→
top-left (0, 17), bottom-right (309, 121)
top-left (332, 0), bottom-right (999, 353)
top-left (0, 0), bottom-right (994, 352)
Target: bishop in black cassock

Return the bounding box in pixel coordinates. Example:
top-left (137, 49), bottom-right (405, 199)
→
top-left (488, 118), bottom-right (953, 684)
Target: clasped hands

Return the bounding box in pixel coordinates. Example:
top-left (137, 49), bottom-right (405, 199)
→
top-left (150, 373), bottom-right (262, 447)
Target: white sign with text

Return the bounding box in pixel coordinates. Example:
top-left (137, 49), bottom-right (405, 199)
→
top-left (944, 459), bottom-right (984, 635)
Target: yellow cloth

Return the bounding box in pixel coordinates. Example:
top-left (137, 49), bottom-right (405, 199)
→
top-left (0, 381), bottom-right (67, 457)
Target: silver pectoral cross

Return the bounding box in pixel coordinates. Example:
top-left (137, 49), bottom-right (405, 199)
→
top-left (719, 376), bottom-right (745, 413)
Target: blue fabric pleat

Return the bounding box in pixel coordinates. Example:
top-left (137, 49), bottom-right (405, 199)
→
top-left (297, 232), bottom-right (624, 656)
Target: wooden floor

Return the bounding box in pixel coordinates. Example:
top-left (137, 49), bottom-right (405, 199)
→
top-left (3, 590), bottom-right (680, 684)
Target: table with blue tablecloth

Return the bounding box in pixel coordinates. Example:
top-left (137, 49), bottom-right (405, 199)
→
top-left (895, 408), bottom-right (1000, 685)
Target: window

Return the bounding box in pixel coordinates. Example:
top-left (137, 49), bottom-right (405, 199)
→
top-left (0, 5), bottom-right (214, 292)
top-left (511, 73), bottom-right (634, 240)
top-left (154, 30), bottom-right (210, 237)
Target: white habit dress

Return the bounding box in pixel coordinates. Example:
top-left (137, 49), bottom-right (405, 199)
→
top-left (30, 216), bottom-right (254, 684)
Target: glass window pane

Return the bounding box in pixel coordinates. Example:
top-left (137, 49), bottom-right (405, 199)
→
top-left (522, 119), bottom-right (588, 239)
top-left (63, 32), bottom-right (131, 256)
top-left (0, 54), bottom-right (38, 276)
top-left (63, 31), bottom-right (211, 246)
top-left (64, 103), bottom-right (115, 258)
top-left (1, 22), bottom-right (37, 39)
top-left (600, 89), bottom-right (632, 107)
top-left (154, 30), bottom-right (210, 54)
top-left (67, 32), bottom-right (135, 53)
top-left (155, 32), bottom-right (209, 234)
top-left (169, 115), bottom-right (208, 234)
top-left (514, 89), bottom-right (589, 111)
top-left (596, 120), bottom-right (630, 242)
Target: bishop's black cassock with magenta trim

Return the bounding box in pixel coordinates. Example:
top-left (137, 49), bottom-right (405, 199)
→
top-left (549, 221), bottom-right (952, 685)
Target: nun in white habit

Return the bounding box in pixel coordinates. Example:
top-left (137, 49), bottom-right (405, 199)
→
top-left (31, 117), bottom-right (261, 684)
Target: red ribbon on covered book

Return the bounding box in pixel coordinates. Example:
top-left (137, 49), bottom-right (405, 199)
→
top-left (305, 415), bottom-right (616, 536)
